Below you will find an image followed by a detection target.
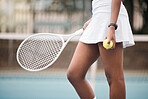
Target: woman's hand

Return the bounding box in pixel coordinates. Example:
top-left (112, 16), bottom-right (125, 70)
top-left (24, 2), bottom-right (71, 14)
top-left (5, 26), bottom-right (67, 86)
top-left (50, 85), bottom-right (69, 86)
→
top-left (106, 26), bottom-right (116, 49)
top-left (83, 18), bottom-right (92, 30)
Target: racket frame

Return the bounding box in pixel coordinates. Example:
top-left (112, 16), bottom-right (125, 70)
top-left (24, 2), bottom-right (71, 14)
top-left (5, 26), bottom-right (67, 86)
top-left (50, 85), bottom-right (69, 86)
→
top-left (16, 29), bottom-right (83, 71)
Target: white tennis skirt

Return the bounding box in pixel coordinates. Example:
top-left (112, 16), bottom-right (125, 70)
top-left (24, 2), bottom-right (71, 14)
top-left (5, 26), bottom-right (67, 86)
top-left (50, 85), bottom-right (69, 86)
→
top-left (79, 0), bottom-right (135, 48)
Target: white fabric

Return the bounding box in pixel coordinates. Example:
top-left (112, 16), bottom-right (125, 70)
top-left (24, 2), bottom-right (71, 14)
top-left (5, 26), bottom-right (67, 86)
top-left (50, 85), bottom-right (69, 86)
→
top-left (79, 0), bottom-right (135, 48)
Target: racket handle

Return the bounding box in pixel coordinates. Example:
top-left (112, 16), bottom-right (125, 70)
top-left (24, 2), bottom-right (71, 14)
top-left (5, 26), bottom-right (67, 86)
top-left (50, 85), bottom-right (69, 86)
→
top-left (74, 28), bottom-right (83, 36)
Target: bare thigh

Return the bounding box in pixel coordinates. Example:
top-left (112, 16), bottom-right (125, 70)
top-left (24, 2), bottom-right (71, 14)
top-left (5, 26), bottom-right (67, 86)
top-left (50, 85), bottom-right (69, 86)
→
top-left (68, 42), bottom-right (100, 78)
top-left (98, 42), bottom-right (124, 81)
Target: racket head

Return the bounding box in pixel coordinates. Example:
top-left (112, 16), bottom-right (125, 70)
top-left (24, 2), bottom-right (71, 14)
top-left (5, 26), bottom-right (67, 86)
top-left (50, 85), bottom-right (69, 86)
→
top-left (16, 33), bottom-right (64, 71)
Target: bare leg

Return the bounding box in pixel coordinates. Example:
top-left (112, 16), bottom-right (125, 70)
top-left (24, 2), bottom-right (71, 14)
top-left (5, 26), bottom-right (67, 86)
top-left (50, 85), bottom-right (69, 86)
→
top-left (98, 42), bottom-right (126, 99)
top-left (67, 42), bottom-right (100, 99)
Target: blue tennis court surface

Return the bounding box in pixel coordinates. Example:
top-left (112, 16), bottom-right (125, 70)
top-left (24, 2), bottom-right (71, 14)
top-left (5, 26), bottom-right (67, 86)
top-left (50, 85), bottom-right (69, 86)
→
top-left (0, 75), bottom-right (148, 99)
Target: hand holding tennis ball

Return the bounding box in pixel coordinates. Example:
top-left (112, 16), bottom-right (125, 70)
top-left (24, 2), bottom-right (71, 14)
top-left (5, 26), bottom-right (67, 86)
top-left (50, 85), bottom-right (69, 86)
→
top-left (103, 39), bottom-right (113, 49)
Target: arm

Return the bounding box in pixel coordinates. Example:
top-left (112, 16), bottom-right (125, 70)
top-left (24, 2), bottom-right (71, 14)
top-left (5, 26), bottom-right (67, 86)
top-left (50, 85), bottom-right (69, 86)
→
top-left (107, 0), bottom-right (122, 49)
top-left (110, 0), bottom-right (121, 24)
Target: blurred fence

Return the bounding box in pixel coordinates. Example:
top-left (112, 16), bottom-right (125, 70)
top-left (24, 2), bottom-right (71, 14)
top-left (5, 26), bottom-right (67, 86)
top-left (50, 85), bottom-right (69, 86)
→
top-left (0, 0), bottom-right (148, 34)
top-left (0, 0), bottom-right (91, 34)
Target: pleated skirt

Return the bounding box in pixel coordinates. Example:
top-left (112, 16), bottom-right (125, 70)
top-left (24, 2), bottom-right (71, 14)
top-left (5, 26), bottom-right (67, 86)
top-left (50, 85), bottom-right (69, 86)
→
top-left (79, 0), bottom-right (135, 48)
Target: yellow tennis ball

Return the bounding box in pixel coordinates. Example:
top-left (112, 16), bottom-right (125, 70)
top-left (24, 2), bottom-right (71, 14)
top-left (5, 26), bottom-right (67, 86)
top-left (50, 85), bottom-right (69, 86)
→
top-left (103, 39), bottom-right (113, 49)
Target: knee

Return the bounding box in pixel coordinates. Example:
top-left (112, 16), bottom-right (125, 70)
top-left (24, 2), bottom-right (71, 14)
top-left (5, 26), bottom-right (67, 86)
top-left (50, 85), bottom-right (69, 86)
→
top-left (67, 70), bottom-right (83, 83)
top-left (105, 71), bottom-right (112, 86)
top-left (105, 71), bottom-right (125, 86)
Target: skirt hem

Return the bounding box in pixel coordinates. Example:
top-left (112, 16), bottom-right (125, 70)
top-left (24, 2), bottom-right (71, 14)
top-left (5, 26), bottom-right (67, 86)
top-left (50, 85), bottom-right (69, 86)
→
top-left (79, 39), bottom-right (135, 48)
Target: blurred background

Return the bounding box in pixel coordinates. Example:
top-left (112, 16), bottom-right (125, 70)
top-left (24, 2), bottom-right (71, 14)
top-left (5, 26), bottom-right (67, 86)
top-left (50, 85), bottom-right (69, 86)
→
top-left (0, 0), bottom-right (148, 99)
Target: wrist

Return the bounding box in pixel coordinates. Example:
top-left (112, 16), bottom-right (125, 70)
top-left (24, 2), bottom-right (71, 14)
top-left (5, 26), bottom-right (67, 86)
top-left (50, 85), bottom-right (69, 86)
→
top-left (108, 23), bottom-right (118, 30)
top-left (109, 26), bottom-right (115, 30)
top-left (108, 26), bottom-right (115, 34)
top-left (89, 18), bottom-right (92, 22)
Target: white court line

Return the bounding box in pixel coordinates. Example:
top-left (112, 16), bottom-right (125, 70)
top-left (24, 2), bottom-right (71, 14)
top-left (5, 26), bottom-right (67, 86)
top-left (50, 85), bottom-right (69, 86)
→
top-left (0, 33), bottom-right (32, 40)
top-left (0, 33), bottom-right (148, 41)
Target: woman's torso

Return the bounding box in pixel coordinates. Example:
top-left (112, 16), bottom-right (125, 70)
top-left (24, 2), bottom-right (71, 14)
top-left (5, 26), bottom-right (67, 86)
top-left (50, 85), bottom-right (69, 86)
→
top-left (92, 0), bottom-right (127, 17)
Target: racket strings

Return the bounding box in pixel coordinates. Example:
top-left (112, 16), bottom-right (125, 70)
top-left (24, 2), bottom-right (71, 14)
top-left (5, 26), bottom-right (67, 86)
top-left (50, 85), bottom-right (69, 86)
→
top-left (18, 34), bottom-right (63, 70)
top-left (19, 41), bottom-right (62, 69)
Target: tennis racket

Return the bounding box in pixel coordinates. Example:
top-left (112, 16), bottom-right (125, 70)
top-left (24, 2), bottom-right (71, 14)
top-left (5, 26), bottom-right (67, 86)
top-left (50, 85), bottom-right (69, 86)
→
top-left (16, 29), bottom-right (83, 71)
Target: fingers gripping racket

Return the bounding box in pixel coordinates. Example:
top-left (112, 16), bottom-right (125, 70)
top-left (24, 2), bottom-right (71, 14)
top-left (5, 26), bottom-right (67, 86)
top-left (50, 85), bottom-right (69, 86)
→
top-left (16, 29), bottom-right (83, 71)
